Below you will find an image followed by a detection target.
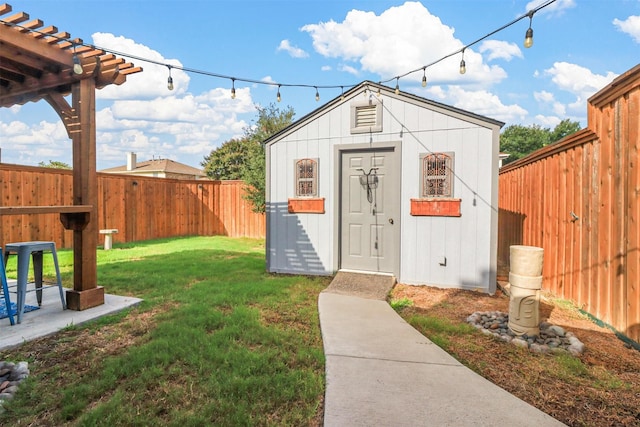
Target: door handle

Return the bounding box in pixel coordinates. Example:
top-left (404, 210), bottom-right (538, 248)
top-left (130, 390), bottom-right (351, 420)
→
top-left (388, 218), bottom-right (394, 224)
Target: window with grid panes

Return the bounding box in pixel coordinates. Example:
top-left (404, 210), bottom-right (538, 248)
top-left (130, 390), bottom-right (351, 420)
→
top-left (295, 158), bottom-right (318, 197)
top-left (421, 153), bottom-right (453, 197)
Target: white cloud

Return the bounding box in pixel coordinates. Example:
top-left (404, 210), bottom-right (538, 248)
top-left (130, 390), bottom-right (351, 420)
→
top-left (91, 33), bottom-right (190, 100)
top-left (534, 90), bottom-right (566, 116)
top-left (0, 120), bottom-right (70, 165)
top-left (478, 40), bottom-right (523, 62)
top-left (534, 90), bottom-right (554, 103)
top-left (338, 64), bottom-right (359, 75)
top-left (613, 15), bottom-right (640, 43)
top-left (534, 115), bottom-right (562, 128)
top-left (544, 62), bottom-right (618, 112)
top-left (277, 39), bottom-right (309, 58)
top-left (445, 86), bottom-right (528, 123)
top-left (301, 1), bottom-right (507, 86)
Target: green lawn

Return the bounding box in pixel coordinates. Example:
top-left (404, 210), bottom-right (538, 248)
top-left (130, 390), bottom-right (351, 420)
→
top-left (1, 236), bottom-right (330, 426)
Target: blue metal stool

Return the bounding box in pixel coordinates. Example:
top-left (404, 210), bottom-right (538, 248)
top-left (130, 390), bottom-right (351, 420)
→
top-left (0, 247), bottom-right (15, 326)
top-left (3, 241), bottom-right (66, 324)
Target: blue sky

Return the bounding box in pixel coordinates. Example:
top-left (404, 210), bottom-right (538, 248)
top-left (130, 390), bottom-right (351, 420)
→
top-left (1, 0), bottom-right (638, 170)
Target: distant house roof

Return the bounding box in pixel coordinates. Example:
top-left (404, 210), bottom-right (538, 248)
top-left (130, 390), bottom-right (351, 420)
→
top-left (101, 158), bottom-right (207, 180)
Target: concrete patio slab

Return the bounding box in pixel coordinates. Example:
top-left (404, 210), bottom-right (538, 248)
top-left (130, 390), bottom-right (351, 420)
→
top-left (0, 282), bottom-right (142, 351)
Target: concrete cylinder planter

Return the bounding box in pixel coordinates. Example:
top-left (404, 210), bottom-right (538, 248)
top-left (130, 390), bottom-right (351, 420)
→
top-left (509, 272), bottom-right (543, 290)
top-left (508, 245), bottom-right (544, 336)
top-left (509, 245), bottom-right (544, 276)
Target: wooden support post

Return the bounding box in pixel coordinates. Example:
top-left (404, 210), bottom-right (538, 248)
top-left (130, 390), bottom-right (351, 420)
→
top-left (65, 78), bottom-right (104, 310)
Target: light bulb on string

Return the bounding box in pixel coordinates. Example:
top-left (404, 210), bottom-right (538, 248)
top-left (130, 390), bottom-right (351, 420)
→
top-left (277, 85), bottom-right (281, 102)
top-left (459, 50), bottom-right (466, 75)
top-left (395, 78), bottom-right (400, 95)
top-left (524, 13), bottom-right (534, 48)
top-left (231, 78), bottom-right (236, 99)
top-left (72, 43), bottom-right (83, 75)
top-left (340, 86), bottom-right (344, 100)
top-left (315, 87), bottom-right (320, 102)
top-left (167, 65), bottom-right (174, 91)
top-left (421, 68), bottom-right (427, 87)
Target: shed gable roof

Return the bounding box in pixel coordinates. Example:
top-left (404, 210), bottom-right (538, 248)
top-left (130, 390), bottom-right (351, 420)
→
top-left (263, 80), bottom-right (504, 147)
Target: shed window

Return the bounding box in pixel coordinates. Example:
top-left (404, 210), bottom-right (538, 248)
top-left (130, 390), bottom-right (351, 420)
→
top-left (295, 158), bottom-right (318, 197)
top-left (421, 153), bottom-right (454, 198)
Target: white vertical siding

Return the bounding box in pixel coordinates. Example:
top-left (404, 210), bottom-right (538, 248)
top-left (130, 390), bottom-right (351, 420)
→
top-left (267, 103), bottom-right (352, 275)
top-left (267, 85), bottom-right (499, 293)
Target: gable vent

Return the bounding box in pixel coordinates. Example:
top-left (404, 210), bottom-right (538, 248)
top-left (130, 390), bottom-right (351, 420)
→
top-left (350, 100), bottom-right (383, 134)
top-left (355, 105), bottom-right (377, 127)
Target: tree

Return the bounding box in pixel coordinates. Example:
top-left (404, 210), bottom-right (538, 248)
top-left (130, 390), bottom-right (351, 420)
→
top-left (201, 138), bottom-right (257, 180)
top-left (500, 120), bottom-right (580, 165)
top-left (38, 160), bottom-right (71, 169)
top-left (202, 103), bottom-right (295, 212)
top-left (549, 119), bottom-right (581, 143)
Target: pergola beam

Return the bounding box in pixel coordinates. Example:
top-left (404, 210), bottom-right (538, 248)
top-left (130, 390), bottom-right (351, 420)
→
top-left (0, 23), bottom-right (72, 68)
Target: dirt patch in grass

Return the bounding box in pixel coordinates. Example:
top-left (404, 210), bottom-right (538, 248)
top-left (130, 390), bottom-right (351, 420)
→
top-left (391, 284), bottom-right (640, 427)
top-left (1, 304), bottom-right (171, 426)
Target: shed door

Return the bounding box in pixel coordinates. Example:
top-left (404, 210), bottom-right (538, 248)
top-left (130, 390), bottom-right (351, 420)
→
top-left (340, 148), bottom-right (399, 274)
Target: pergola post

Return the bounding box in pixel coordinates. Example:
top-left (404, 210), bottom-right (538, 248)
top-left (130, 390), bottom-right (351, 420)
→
top-left (1, 4), bottom-right (142, 310)
top-left (65, 78), bottom-right (104, 310)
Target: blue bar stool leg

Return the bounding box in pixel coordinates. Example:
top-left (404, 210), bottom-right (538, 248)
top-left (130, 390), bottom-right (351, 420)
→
top-left (16, 245), bottom-right (31, 324)
top-left (33, 251), bottom-right (44, 306)
top-left (1, 249), bottom-right (15, 326)
top-left (51, 245), bottom-right (66, 310)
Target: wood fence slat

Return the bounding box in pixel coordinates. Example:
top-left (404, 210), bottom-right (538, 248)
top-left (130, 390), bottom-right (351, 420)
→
top-left (1, 165), bottom-right (265, 252)
top-left (497, 68), bottom-right (639, 342)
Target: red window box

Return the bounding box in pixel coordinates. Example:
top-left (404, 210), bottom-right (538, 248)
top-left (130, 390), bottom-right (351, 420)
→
top-left (410, 198), bottom-right (461, 217)
top-left (288, 198), bottom-right (325, 214)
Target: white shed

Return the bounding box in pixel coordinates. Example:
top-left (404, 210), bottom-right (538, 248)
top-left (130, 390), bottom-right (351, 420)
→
top-left (264, 81), bottom-right (503, 293)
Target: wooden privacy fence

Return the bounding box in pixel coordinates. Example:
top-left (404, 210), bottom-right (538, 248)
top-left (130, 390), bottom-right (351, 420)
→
top-left (0, 164), bottom-right (265, 248)
top-left (498, 65), bottom-right (639, 343)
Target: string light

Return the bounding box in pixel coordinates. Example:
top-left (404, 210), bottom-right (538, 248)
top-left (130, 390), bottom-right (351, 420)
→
top-left (315, 87), bottom-right (320, 101)
top-left (379, 0), bottom-right (555, 88)
top-left (340, 86), bottom-right (345, 100)
top-left (231, 78), bottom-right (236, 99)
top-left (167, 65), bottom-right (174, 91)
top-left (524, 12), bottom-right (534, 48)
top-left (1, 0), bottom-right (556, 101)
top-left (72, 43), bottom-right (83, 75)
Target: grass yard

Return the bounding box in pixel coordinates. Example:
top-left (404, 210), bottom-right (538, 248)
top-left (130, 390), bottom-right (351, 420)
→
top-left (1, 236), bottom-right (330, 426)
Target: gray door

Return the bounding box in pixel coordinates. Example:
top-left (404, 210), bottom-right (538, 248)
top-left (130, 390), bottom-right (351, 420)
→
top-left (340, 148), bottom-right (399, 274)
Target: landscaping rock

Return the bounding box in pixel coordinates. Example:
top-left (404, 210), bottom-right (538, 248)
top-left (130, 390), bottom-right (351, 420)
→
top-left (0, 361), bottom-right (29, 409)
top-left (466, 311), bottom-right (585, 356)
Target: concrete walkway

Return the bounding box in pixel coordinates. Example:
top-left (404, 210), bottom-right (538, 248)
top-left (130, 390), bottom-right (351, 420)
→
top-left (319, 274), bottom-right (565, 426)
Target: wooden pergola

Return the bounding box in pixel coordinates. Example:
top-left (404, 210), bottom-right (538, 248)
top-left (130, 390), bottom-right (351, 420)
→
top-left (0, 3), bottom-right (142, 309)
